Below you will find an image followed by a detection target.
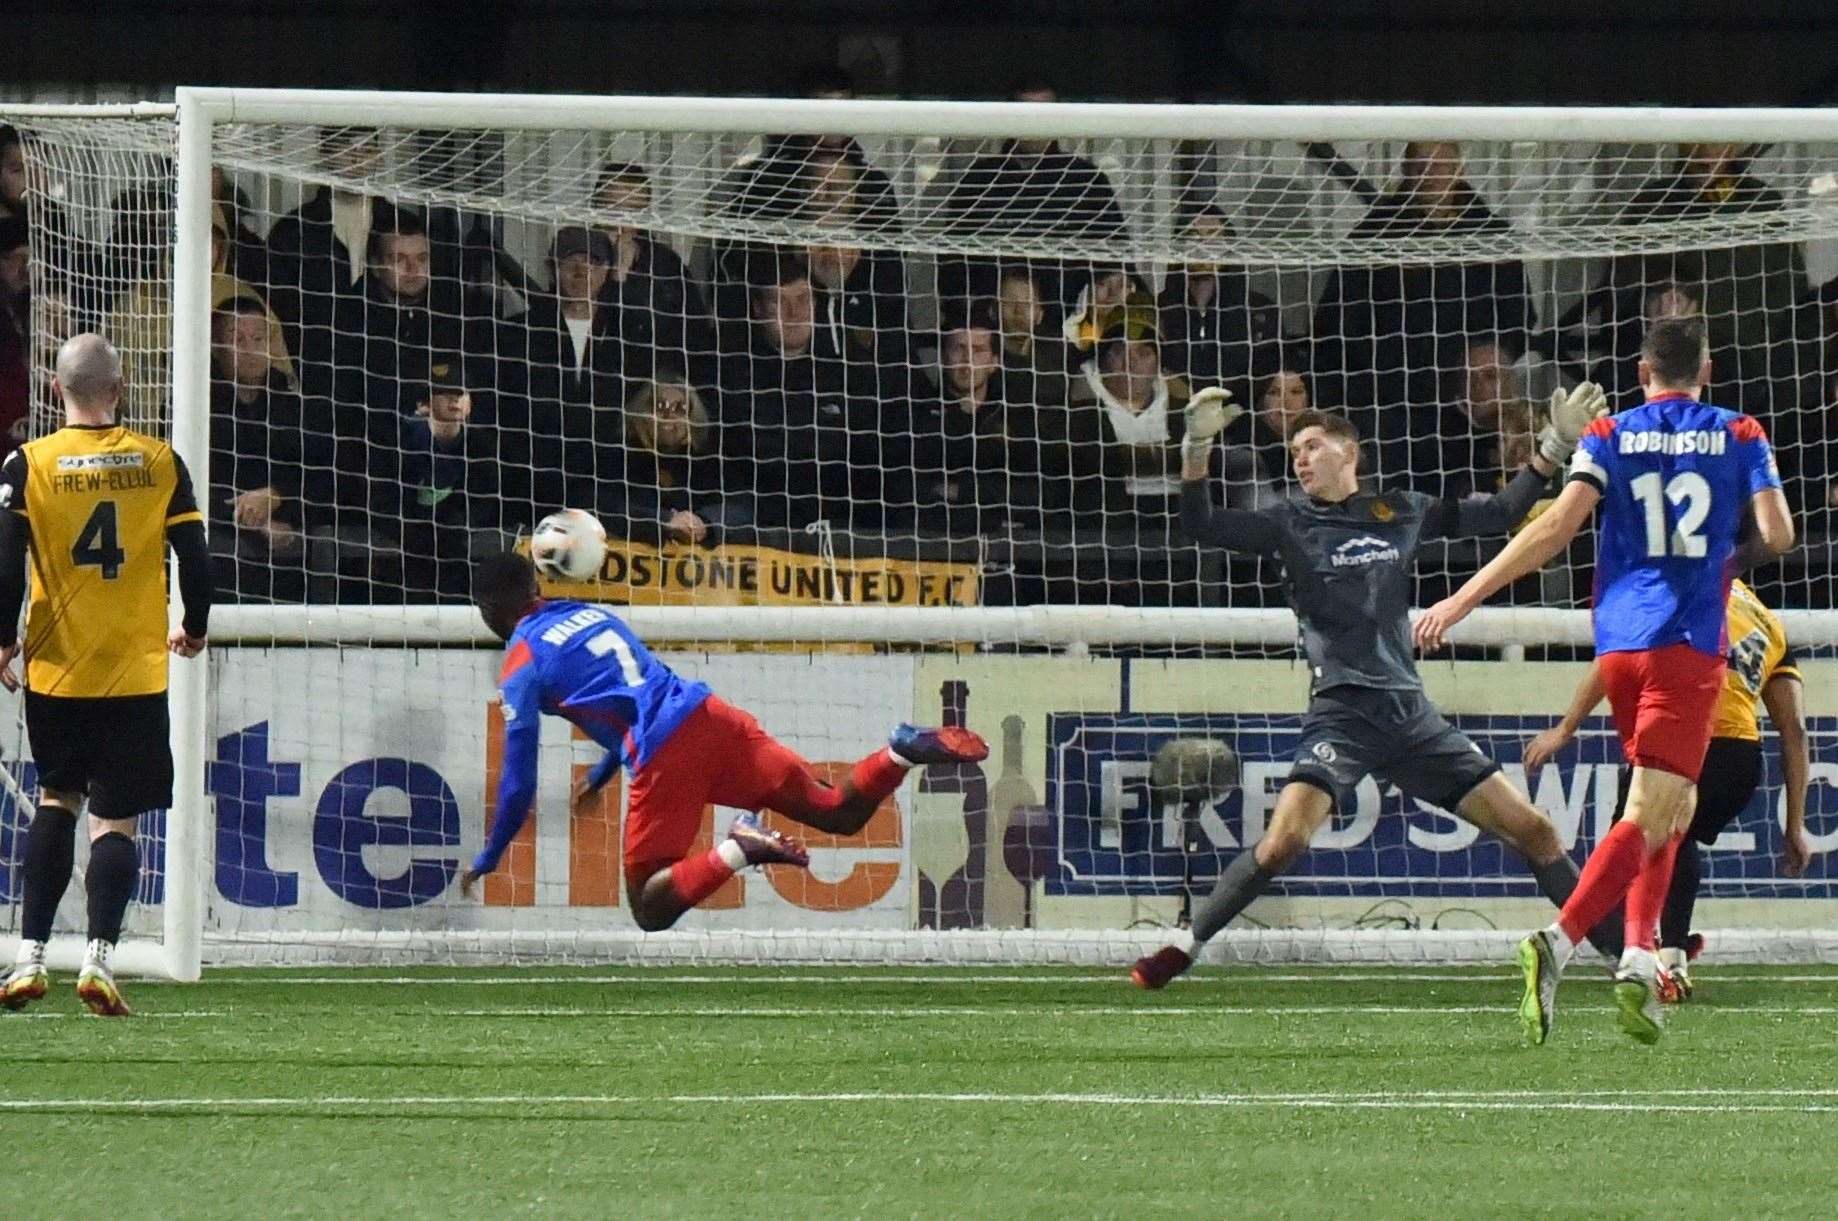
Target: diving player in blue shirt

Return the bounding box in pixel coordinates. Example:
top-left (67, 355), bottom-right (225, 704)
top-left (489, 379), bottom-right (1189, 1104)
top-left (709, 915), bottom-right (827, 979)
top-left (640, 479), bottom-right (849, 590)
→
top-left (459, 551), bottom-right (988, 931)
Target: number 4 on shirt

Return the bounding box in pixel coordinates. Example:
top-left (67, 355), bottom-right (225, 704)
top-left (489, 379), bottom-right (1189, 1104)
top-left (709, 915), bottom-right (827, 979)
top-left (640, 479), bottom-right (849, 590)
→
top-left (71, 500), bottom-right (126, 579)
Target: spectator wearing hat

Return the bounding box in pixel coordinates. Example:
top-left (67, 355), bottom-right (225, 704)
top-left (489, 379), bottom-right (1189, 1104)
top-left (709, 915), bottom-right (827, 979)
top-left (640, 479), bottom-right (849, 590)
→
top-left (1064, 306), bottom-right (1192, 525)
top-left (370, 356), bottom-right (509, 599)
top-left (496, 224), bottom-right (626, 530)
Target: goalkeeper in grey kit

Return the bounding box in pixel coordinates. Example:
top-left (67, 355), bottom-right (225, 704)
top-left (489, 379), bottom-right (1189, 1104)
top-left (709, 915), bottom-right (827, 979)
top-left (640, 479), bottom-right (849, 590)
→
top-left (1132, 383), bottom-right (1623, 987)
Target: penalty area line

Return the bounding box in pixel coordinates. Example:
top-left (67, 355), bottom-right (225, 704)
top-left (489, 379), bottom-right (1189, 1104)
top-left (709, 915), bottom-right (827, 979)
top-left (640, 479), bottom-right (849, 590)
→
top-left (15, 1004), bottom-right (1838, 1020)
top-left (5, 1089), bottom-right (1838, 1115)
top-left (154, 970), bottom-right (1838, 987)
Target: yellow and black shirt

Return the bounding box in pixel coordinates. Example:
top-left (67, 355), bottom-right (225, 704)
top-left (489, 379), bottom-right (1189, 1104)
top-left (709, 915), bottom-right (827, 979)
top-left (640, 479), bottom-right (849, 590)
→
top-left (1713, 579), bottom-right (1800, 743)
top-left (0, 424), bottom-right (210, 698)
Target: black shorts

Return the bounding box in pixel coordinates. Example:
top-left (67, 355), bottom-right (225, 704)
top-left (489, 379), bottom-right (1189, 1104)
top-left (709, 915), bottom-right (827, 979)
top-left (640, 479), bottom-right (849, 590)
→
top-left (1288, 685), bottom-right (1500, 816)
top-left (1611, 736), bottom-right (1762, 845)
top-left (25, 689), bottom-right (172, 819)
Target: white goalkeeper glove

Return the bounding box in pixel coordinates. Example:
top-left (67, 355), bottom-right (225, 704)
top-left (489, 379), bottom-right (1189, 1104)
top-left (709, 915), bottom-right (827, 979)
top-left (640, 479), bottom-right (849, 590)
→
top-left (1536, 380), bottom-right (1608, 468)
top-left (1182, 387), bottom-right (1243, 467)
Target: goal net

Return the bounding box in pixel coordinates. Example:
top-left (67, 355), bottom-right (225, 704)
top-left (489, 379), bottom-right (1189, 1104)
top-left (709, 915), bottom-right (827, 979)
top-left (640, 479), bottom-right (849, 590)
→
top-left (4, 94), bottom-right (1837, 973)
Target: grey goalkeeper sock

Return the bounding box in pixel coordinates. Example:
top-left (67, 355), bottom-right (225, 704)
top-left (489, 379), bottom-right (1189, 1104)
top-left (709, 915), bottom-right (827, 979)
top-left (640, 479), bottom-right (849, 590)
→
top-left (1528, 854), bottom-right (1622, 960)
top-left (1191, 851), bottom-right (1276, 947)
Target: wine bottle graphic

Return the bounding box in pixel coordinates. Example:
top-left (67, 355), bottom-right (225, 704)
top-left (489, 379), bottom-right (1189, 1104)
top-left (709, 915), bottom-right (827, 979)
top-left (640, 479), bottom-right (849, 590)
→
top-left (984, 714), bottom-right (1039, 928)
top-left (916, 680), bottom-right (989, 929)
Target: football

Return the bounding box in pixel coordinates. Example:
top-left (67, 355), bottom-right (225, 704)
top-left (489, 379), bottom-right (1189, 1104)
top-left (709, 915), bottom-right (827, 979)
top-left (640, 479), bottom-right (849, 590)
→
top-left (529, 508), bottom-right (608, 582)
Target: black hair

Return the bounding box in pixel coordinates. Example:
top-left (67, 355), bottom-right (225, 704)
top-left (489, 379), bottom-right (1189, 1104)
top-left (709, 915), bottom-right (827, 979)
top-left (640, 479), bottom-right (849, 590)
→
top-left (366, 205), bottom-right (429, 262)
top-left (937, 297), bottom-right (1001, 339)
top-left (593, 160), bottom-right (649, 198)
top-left (743, 246), bottom-right (810, 302)
top-left (1641, 315), bottom-right (1709, 387)
top-left (472, 550), bottom-right (539, 608)
top-left (1289, 409), bottom-right (1360, 445)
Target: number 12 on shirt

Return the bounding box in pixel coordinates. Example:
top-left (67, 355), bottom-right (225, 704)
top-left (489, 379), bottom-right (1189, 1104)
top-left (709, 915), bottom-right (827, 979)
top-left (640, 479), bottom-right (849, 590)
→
top-left (1630, 471), bottom-right (1711, 559)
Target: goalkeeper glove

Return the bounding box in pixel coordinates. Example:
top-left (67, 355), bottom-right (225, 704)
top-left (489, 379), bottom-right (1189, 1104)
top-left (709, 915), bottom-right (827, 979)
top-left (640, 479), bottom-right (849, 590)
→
top-left (1536, 380), bottom-right (1608, 468)
top-left (1182, 387), bottom-right (1243, 467)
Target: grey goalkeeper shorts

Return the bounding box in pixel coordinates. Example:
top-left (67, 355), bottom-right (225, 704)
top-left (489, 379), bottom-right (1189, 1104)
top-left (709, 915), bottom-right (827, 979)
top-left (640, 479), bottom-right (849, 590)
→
top-left (1287, 685), bottom-right (1499, 816)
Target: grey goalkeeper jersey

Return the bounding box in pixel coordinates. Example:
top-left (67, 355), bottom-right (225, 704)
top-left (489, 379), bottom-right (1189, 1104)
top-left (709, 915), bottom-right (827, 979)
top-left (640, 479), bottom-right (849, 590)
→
top-left (1181, 467), bottom-right (1548, 693)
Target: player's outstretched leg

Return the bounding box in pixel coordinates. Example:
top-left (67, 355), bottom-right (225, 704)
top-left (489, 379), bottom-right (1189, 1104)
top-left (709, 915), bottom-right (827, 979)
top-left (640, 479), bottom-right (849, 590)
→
top-left (1131, 781), bottom-right (1332, 990)
top-left (2, 801), bottom-right (80, 1012)
top-left (1458, 773), bottom-right (1581, 1044)
top-left (889, 724), bottom-right (989, 768)
top-left (75, 818), bottom-right (139, 1017)
top-left (763, 724), bottom-right (989, 838)
top-left (628, 815), bottom-right (812, 933)
top-left (624, 719), bottom-right (988, 933)
top-left (1455, 773), bottom-right (1623, 963)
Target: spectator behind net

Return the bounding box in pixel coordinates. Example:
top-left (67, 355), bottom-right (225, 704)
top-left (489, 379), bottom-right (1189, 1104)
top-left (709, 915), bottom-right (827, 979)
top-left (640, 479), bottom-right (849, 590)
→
top-left (591, 163), bottom-right (715, 382)
top-left (1309, 140), bottom-right (1530, 472)
top-left (1158, 205), bottom-right (1283, 404)
top-left (371, 355), bottom-right (509, 600)
top-left (601, 368), bottom-right (745, 548)
top-left (905, 299), bottom-right (1045, 539)
top-left (0, 218), bottom-right (26, 445)
top-left (206, 295), bottom-right (340, 603)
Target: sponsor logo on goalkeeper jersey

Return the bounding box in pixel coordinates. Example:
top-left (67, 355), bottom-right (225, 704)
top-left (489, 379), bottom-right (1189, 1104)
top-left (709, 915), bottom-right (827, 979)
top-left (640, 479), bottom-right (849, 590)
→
top-left (1329, 536), bottom-right (1400, 567)
top-left (1617, 428), bottom-right (1729, 456)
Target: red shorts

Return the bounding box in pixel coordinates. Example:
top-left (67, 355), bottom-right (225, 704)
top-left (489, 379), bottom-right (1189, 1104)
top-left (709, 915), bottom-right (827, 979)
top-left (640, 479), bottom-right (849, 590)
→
top-left (1598, 643), bottom-right (1726, 782)
top-left (623, 695), bottom-right (806, 893)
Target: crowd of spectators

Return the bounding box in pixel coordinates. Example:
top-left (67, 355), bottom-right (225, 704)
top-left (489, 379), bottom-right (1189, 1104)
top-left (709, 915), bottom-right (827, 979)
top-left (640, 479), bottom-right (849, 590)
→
top-left (3, 104), bottom-right (1837, 608)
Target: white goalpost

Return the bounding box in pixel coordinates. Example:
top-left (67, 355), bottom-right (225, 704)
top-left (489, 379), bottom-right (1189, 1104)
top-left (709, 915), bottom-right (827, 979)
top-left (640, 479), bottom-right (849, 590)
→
top-left (5, 89), bottom-right (1838, 974)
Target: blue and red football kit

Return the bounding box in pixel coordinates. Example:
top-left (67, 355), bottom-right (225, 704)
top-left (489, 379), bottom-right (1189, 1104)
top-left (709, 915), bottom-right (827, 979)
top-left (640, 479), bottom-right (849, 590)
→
top-left (1568, 393), bottom-right (1783, 778)
top-left (474, 600), bottom-right (815, 888)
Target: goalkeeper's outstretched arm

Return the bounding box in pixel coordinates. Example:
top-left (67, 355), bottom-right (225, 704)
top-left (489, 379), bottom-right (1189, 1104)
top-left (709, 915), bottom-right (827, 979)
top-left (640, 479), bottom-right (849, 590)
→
top-left (1178, 388), bottom-right (1284, 554)
top-left (1413, 479), bottom-right (1601, 652)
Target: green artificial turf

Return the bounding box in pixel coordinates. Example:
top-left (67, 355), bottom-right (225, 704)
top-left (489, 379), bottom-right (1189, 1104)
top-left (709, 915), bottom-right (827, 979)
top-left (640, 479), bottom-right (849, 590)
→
top-left (4, 964), bottom-right (1836, 1218)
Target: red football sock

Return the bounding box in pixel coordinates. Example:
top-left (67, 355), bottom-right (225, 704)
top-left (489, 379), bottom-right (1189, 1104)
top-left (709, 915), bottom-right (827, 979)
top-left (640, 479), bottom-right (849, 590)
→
top-left (1623, 833), bottom-right (1682, 953)
top-left (848, 747), bottom-right (909, 805)
top-left (667, 846), bottom-right (739, 908)
top-left (1557, 820), bottom-right (1650, 947)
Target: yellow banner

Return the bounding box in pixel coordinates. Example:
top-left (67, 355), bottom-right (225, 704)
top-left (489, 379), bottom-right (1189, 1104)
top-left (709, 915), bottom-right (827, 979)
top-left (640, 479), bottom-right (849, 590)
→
top-left (539, 540), bottom-right (980, 608)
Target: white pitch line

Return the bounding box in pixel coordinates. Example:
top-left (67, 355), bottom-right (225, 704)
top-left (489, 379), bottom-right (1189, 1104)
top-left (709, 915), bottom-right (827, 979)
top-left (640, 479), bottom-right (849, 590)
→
top-left (4, 1090), bottom-right (1838, 1116)
top-left (144, 970), bottom-right (1838, 987)
top-left (12, 1003), bottom-right (1838, 1020)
